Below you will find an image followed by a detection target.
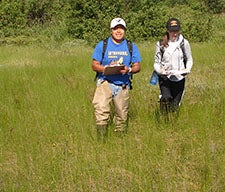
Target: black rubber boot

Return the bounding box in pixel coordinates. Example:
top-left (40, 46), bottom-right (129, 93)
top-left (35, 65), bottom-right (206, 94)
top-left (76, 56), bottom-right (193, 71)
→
top-left (160, 99), bottom-right (171, 122)
top-left (160, 99), bottom-right (170, 115)
top-left (96, 125), bottom-right (108, 143)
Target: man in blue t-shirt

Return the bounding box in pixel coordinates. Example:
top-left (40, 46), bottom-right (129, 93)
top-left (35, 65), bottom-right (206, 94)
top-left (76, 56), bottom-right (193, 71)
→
top-left (92, 17), bottom-right (141, 141)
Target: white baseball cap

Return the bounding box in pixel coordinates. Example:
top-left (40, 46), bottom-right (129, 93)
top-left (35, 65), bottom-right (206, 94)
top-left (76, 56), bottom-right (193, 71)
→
top-left (110, 18), bottom-right (126, 29)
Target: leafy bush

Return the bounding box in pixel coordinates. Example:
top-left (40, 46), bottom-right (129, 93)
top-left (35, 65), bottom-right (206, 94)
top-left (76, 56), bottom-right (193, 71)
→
top-left (66, 2), bottom-right (213, 45)
top-left (0, 0), bottom-right (221, 45)
top-left (0, 0), bottom-right (27, 37)
top-left (205, 0), bottom-right (225, 14)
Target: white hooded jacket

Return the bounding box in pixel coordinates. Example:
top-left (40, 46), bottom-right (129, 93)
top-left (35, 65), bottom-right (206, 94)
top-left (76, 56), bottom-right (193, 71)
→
top-left (154, 34), bottom-right (193, 82)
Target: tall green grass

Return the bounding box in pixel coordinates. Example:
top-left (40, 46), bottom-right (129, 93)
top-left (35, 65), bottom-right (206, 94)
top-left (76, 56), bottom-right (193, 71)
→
top-left (0, 41), bottom-right (224, 191)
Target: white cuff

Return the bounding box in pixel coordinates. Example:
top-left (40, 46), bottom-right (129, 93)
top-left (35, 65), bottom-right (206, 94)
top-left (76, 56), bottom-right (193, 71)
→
top-left (128, 67), bottom-right (132, 73)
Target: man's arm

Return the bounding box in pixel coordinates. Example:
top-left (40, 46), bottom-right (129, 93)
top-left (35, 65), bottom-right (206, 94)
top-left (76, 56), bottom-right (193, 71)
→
top-left (130, 62), bottom-right (140, 74)
top-left (92, 59), bottom-right (105, 73)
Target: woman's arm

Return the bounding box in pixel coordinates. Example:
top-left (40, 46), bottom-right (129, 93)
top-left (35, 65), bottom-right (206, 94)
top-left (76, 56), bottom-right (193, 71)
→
top-left (153, 42), bottom-right (163, 74)
top-left (184, 39), bottom-right (193, 72)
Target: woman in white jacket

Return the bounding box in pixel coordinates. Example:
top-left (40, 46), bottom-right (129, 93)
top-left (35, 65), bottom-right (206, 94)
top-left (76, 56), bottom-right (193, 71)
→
top-left (153, 18), bottom-right (193, 114)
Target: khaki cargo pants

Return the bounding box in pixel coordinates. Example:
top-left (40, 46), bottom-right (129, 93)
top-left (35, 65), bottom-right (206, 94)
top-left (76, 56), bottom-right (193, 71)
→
top-left (92, 80), bottom-right (130, 132)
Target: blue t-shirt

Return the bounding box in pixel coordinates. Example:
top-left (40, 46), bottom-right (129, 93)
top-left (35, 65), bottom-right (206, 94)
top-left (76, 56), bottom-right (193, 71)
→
top-left (92, 37), bottom-right (141, 85)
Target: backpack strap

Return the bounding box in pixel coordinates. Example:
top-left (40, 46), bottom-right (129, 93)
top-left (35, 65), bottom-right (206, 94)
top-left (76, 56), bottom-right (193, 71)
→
top-left (180, 39), bottom-right (187, 68)
top-left (101, 38), bottom-right (108, 64)
top-left (94, 38), bottom-right (109, 81)
top-left (126, 39), bottom-right (133, 64)
top-left (126, 39), bottom-right (133, 89)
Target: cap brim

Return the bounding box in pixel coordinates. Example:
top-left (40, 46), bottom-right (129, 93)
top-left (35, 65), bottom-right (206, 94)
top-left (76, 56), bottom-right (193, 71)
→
top-left (168, 26), bottom-right (180, 31)
top-left (111, 24), bottom-right (126, 29)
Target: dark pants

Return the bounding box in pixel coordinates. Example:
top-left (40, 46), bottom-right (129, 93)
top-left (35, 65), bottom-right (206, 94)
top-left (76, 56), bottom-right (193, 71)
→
top-left (158, 76), bottom-right (185, 113)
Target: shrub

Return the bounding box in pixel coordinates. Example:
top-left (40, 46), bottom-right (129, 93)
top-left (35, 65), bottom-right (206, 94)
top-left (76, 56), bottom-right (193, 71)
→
top-left (0, 0), bottom-right (218, 44)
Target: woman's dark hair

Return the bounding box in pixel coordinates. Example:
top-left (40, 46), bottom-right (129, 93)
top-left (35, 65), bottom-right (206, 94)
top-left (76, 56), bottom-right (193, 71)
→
top-left (159, 32), bottom-right (169, 47)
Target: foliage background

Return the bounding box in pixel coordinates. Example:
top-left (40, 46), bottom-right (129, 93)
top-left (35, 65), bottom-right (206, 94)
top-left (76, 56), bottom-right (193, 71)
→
top-left (0, 0), bottom-right (224, 45)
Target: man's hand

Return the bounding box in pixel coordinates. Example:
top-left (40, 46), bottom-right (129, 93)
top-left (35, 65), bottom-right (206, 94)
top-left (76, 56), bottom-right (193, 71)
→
top-left (120, 66), bottom-right (130, 75)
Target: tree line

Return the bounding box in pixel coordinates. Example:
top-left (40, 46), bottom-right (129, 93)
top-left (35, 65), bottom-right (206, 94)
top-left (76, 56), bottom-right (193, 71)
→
top-left (0, 0), bottom-right (224, 45)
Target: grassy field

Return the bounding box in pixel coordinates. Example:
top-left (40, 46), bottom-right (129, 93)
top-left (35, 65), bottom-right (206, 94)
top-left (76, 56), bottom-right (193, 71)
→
top-left (0, 40), bottom-right (224, 191)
